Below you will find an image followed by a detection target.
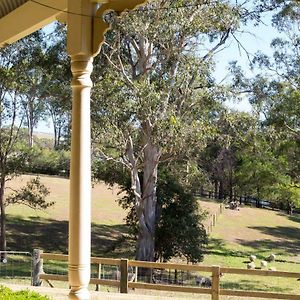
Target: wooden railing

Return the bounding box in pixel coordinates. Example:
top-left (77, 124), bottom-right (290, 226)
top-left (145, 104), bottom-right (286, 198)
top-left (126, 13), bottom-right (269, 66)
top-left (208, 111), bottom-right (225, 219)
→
top-left (36, 252), bottom-right (300, 300)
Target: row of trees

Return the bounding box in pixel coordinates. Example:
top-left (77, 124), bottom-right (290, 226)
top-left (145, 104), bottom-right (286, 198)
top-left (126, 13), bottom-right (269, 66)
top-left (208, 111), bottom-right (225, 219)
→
top-left (0, 0), bottom-right (299, 262)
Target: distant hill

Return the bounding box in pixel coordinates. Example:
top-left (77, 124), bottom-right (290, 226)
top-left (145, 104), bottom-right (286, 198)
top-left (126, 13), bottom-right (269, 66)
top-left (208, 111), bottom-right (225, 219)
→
top-left (33, 131), bottom-right (54, 140)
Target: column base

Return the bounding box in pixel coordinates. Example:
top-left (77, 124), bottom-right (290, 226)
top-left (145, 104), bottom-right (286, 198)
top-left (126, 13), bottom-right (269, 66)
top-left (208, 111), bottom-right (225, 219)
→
top-left (69, 287), bottom-right (90, 300)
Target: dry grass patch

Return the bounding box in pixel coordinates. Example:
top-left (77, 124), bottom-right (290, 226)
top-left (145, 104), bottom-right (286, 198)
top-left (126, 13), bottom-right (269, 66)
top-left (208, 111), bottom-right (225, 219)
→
top-left (5, 174), bottom-right (126, 224)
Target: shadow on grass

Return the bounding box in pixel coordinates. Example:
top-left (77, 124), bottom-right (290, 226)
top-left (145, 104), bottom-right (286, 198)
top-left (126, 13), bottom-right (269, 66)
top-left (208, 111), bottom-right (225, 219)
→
top-left (236, 226), bottom-right (300, 256)
top-left (6, 215), bottom-right (134, 258)
top-left (205, 238), bottom-right (253, 258)
top-left (221, 279), bottom-right (292, 293)
top-left (288, 214), bottom-right (300, 224)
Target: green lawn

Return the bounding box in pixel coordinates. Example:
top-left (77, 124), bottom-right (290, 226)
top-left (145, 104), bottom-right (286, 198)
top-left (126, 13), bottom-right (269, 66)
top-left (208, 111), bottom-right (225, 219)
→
top-left (5, 175), bottom-right (131, 257)
top-left (199, 198), bottom-right (300, 295)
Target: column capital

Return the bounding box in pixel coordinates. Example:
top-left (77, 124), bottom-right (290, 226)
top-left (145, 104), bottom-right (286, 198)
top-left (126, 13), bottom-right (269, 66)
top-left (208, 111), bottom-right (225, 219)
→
top-left (70, 55), bottom-right (93, 88)
top-left (93, 0), bottom-right (148, 56)
top-left (67, 0), bottom-right (148, 57)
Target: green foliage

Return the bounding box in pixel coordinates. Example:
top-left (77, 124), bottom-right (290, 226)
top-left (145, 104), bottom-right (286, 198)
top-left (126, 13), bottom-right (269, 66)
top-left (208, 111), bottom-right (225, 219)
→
top-left (235, 131), bottom-right (287, 198)
top-left (155, 169), bottom-right (208, 262)
top-left (0, 285), bottom-right (49, 300)
top-left (6, 176), bottom-right (53, 209)
top-left (92, 0), bottom-right (242, 160)
top-left (199, 111), bottom-right (259, 199)
top-left (41, 24), bottom-right (72, 149)
top-left (27, 147), bottom-right (70, 176)
top-left (92, 0), bottom-right (241, 260)
top-left (269, 182), bottom-right (300, 213)
top-left (226, 2), bottom-right (300, 206)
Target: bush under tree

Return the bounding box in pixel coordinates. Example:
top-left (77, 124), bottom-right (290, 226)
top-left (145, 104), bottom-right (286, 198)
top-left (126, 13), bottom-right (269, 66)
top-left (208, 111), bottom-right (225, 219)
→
top-left (94, 161), bottom-right (208, 262)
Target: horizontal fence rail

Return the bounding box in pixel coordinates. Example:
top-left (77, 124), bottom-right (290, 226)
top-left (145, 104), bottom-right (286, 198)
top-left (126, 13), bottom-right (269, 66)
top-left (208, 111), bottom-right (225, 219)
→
top-left (36, 251), bottom-right (300, 300)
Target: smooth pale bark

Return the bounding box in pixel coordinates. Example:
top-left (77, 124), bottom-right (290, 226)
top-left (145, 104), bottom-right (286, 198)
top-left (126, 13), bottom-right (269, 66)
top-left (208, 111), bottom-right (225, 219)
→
top-left (135, 122), bottom-right (160, 262)
top-left (0, 176), bottom-right (6, 259)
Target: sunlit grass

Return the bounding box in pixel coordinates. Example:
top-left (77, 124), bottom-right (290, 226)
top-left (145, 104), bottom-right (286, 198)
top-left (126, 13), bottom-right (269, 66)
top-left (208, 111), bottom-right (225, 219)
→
top-left (200, 198), bottom-right (300, 295)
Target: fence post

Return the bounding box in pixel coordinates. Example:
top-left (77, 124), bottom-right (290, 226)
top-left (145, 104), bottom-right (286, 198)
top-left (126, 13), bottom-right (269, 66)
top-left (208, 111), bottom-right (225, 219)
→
top-left (120, 259), bottom-right (128, 293)
top-left (95, 263), bottom-right (101, 291)
top-left (212, 214), bottom-right (216, 226)
top-left (211, 265), bottom-right (220, 300)
top-left (134, 266), bottom-right (138, 282)
top-left (32, 249), bottom-right (43, 286)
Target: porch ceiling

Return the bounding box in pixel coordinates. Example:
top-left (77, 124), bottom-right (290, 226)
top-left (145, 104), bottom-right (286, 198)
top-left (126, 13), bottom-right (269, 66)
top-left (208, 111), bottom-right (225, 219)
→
top-left (0, 0), bottom-right (29, 18)
top-left (0, 0), bottom-right (67, 47)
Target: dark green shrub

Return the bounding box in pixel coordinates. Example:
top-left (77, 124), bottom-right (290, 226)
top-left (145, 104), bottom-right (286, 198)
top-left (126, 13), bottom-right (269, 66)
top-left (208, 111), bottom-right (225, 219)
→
top-left (26, 147), bottom-right (70, 176)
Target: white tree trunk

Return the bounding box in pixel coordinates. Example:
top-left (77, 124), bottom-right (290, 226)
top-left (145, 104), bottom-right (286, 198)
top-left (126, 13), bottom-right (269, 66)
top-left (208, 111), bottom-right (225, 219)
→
top-left (136, 139), bottom-right (159, 262)
top-left (0, 176), bottom-right (7, 257)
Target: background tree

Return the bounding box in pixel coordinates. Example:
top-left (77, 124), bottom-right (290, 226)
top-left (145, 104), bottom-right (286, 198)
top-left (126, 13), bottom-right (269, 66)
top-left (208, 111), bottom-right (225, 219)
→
top-left (0, 45), bottom-right (53, 254)
top-left (234, 127), bottom-right (289, 202)
top-left (42, 24), bottom-right (72, 149)
top-left (199, 110), bottom-right (257, 200)
top-left (10, 31), bottom-right (48, 148)
top-left (226, 0), bottom-right (300, 210)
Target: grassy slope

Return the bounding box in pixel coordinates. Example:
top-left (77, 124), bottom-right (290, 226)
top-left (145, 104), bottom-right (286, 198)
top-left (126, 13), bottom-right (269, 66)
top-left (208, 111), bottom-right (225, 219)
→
top-left (6, 174), bottom-right (126, 224)
top-left (199, 198), bottom-right (300, 294)
top-left (5, 177), bottom-right (300, 296)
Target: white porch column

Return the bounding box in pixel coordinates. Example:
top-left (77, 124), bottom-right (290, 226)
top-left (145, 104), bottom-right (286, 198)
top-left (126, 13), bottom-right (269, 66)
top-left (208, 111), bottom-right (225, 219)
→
top-left (66, 1), bottom-right (148, 299)
top-left (67, 1), bottom-right (96, 299)
top-left (68, 54), bottom-right (93, 300)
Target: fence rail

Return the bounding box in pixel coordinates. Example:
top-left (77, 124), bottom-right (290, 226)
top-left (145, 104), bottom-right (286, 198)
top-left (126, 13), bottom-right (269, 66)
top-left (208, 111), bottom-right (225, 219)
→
top-left (35, 251), bottom-right (300, 300)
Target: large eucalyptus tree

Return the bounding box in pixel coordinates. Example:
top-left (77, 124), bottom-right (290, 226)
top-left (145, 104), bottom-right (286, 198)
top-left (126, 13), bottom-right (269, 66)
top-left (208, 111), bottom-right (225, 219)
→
top-left (91, 0), bottom-right (241, 261)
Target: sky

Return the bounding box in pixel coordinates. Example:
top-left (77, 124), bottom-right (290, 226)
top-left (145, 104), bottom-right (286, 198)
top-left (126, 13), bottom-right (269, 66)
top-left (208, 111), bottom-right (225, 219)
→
top-left (35, 7), bottom-right (282, 134)
top-left (214, 11), bottom-right (282, 112)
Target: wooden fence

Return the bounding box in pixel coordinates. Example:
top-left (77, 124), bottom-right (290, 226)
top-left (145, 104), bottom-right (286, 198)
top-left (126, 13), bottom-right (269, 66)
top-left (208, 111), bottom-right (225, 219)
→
top-left (205, 203), bottom-right (224, 234)
top-left (33, 251), bottom-right (300, 300)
